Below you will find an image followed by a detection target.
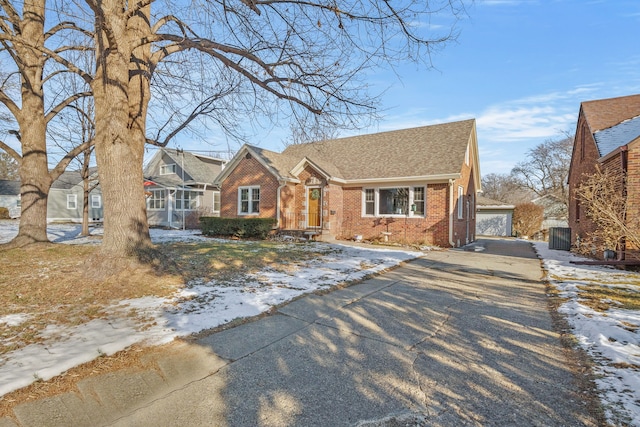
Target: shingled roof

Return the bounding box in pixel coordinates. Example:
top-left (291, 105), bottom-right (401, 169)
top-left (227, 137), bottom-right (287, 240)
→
top-left (282, 119), bottom-right (476, 181)
top-left (216, 119), bottom-right (478, 186)
top-left (145, 148), bottom-right (226, 187)
top-left (0, 180), bottom-right (20, 196)
top-left (581, 94), bottom-right (640, 157)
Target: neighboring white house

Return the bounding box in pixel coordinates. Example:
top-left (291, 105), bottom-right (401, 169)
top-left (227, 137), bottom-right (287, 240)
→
top-left (476, 196), bottom-right (515, 237)
top-left (144, 148), bottom-right (226, 228)
top-left (47, 169), bottom-right (103, 223)
top-left (1, 171), bottom-right (103, 223)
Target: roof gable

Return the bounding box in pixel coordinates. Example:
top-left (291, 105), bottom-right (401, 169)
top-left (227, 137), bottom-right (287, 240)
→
top-left (145, 148), bottom-right (226, 186)
top-left (51, 168), bottom-right (99, 190)
top-left (582, 94), bottom-right (640, 133)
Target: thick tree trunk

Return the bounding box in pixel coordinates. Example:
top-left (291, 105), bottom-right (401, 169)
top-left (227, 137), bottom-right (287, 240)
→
top-left (8, 0), bottom-right (51, 247)
top-left (92, 1), bottom-right (151, 255)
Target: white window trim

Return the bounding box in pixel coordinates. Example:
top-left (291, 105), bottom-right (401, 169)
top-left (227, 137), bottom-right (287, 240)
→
top-left (67, 194), bottom-right (77, 210)
top-left (175, 190), bottom-right (201, 211)
top-left (148, 189), bottom-right (166, 211)
top-left (361, 186), bottom-right (426, 218)
top-left (457, 186), bottom-right (464, 219)
top-left (160, 163), bottom-right (177, 175)
top-left (91, 194), bottom-right (101, 209)
top-left (212, 191), bottom-right (221, 213)
top-left (238, 185), bottom-right (260, 215)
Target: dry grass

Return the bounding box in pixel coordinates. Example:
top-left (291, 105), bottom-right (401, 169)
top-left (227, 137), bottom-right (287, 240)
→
top-left (0, 239), bottom-right (333, 356)
top-left (577, 283), bottom-right (640, 312)
top-left (0, 238), bottom-right (335, 417)
top-left (0, 244), bottom-right (181, 355)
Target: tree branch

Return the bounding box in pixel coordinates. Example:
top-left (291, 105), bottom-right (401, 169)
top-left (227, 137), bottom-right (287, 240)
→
top-left (0, 140), bottom-right (22, 164)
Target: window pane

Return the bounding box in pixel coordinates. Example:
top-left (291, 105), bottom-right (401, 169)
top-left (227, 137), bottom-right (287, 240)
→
top-left (252, 200), bottom-right (260, 213)
top-left (365, 189), bottom-right (375, 215)
top-left (413, 187), bottom-right (425, 215)
top-left (379, 188), bottom-right (408, 215)
top-left (213, 192), bottom-right (220, 212)
top-left (240, 188), bottom-right (249, 201)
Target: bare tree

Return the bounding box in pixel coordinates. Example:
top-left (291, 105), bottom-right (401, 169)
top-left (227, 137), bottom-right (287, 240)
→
top-left (83, 0), bottom-right (468, 256)
top-left (0, 0), bottom-right (93, 247)
top-left (511, 134), bottom-right (574, 207)
top-left (481, 172), bottom-right (533, 205)
top-left (576, 166), bottom-right (640, 258)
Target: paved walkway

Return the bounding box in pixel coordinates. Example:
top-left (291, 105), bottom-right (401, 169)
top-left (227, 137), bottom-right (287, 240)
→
top-left (2, 238), bottom-right (599, 426)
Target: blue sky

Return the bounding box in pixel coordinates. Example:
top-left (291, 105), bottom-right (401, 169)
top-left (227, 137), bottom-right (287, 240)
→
top-left (182, 0), bottom-right (640, 177)
top-left (356, 0), bottom-right (640, 176)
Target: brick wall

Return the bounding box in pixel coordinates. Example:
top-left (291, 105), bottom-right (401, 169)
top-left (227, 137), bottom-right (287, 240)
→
top-left (625, 140), bottom-right (640, 249)
top-left (568, 110), bottom-right (602, 245)
top-left (219, 155), bottom-right (280, 219)
top-left (340, 183), bottom-right (451, 246)
top-left (451, 143), bottom-right (477, 246)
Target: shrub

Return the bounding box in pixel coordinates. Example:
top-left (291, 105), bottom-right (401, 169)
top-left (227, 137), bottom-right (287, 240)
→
top-left (0, 207), bottom-right (9, 219)
top-left (513, 203), bottom-right (543, 238)
top-left (200, 217), bottom-right (277, 239)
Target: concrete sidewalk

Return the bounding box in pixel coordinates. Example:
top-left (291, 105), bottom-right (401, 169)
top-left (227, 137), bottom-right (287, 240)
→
top-left (2, 239), bottom-right (600, 426)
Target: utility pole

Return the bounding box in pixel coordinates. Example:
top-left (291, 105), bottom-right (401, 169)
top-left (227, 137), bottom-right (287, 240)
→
top-left (177, 148), bottom-right (185, 231)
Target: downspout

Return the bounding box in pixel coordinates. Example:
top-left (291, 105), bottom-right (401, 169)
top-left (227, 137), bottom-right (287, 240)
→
top-left (449, 179), bottom-right (456, 247)
top-left (202, 183), bottom-right (208, 212)
top-left (276, 180), bottom-right (287, 228)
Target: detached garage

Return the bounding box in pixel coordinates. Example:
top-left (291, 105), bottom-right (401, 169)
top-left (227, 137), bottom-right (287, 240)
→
top-left (476, 196), bottom-right (514, 237)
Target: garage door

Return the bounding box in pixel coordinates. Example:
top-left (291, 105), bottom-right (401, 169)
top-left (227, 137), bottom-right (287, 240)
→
top-left (476, 211), bottom-right (512, 236)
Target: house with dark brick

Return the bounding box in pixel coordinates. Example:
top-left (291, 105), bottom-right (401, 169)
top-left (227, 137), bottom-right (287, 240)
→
top-left (568, 93), bottom-right (640, 253)
top-left (214, 119), bottom-right (481, 247)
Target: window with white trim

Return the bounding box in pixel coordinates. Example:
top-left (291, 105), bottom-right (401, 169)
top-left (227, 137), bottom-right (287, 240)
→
top-left (175, 190), bottom-right (200, 210)
top-left (160, 164), bottom-right (176, 175)
top-left (239, 186), bottom-right (260, 214)
top-left (67, 194), bottom-right (77, 210)
top-left (213, 191), bottom-right (221, 213)
top-left (413, 187), bottom-right (425, 216)
top-left (362, 186), bottom-right (426, 217)
top-left (91, 194), bottom-right (101, 209)
top-left (148, 189), bottom-right (166, 210)
top-left (457, 186), bottom-right (464, 219)
top-left (364, 189), bottom-right (375, 216)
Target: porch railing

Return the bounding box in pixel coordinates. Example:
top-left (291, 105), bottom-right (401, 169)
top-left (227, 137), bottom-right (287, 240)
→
top-left (281, 212), bottom-right (321, 230)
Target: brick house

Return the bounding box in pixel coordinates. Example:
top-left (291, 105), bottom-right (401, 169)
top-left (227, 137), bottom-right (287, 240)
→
top-left (568, 93), bottom-right (640, 253)
top-left (214, 119), bottom-right (481, 247)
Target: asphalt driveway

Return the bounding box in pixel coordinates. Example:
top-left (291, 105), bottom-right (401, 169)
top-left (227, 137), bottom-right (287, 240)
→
top-left (8, 238), bottom-right (601, 427)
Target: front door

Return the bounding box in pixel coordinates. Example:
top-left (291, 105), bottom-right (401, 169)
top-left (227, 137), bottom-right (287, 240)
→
top-left (307, 188), bottom-right (321, 228)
